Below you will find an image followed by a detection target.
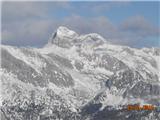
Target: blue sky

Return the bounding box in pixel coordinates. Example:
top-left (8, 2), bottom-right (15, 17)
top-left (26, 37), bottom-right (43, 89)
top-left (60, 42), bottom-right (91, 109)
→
top-left (2, 1), bottom-right (160, 48)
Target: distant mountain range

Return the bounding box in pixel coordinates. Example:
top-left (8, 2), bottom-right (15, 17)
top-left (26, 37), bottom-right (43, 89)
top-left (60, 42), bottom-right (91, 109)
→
top-left (1, 26), bottom-right (160, 120)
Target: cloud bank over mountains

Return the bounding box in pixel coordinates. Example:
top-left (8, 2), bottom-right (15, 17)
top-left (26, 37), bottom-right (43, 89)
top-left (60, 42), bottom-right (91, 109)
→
top-left (2, 1), bottom-right (159, 48)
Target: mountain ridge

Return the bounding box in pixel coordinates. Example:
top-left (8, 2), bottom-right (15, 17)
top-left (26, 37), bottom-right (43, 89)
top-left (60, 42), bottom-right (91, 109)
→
top-left (1, 26), bottom-right (160, 120)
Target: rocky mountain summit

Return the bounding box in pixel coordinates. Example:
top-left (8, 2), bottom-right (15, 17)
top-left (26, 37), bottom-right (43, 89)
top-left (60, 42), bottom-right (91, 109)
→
top-left (1, 26), bottom-right (160, 120)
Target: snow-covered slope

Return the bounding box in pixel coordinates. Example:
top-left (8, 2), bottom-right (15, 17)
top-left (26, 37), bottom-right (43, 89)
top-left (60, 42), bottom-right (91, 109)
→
top-left (1, 26), bottom-right (160, 120)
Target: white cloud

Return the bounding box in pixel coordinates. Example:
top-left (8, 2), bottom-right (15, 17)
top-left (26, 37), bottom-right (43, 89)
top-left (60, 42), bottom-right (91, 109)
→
top-left (2, 1), bottom-right (70, 22)
top-left (2, 19), bottom-right (55, 46)
top-left (120, 15), bottom-right (159, 37)
top-left (2, 2), bottom-right (48, 22)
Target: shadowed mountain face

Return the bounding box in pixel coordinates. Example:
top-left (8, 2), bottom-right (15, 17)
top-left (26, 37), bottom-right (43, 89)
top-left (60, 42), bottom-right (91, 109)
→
top-left (1, 26), bottom-right (160, 120)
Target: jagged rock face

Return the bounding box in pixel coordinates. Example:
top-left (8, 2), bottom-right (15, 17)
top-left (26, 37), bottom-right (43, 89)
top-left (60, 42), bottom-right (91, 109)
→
top-left (47, 53), bottom-right (74, 69)
top-left (1, 47), bottom-right (74, 88)
top-left (1, 48), bottom-right (47, 87)
top-left (1, 26), bottom-right (160, 120)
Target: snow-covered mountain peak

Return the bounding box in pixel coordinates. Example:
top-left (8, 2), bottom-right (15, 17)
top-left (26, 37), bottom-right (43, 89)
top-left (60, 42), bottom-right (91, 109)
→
top-left (47, 26), bottom-right (79, 48)
top-left (47, 26), bottom-right (109, 48)
top-left (56, 26), bottom-right (78, 38)
top-left (77, 33), bottom-right (108, 47)
top-left (80, 33), bottom-right (105, 41)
